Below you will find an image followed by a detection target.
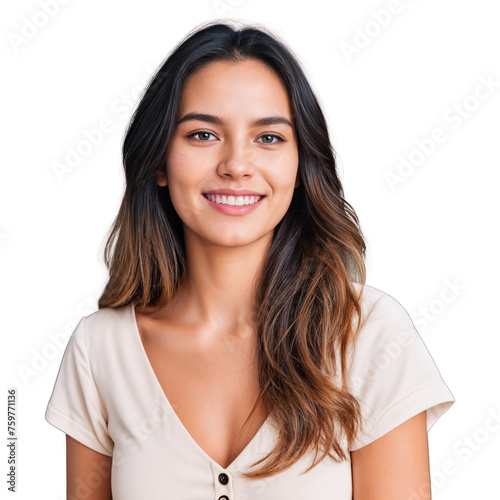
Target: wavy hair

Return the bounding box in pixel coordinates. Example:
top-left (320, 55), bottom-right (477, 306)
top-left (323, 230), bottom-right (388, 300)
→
top-left (98, 19), bottom-right (368, 479)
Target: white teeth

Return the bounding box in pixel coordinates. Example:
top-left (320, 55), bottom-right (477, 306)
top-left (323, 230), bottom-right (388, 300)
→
top-left (205, 194), bottom-right (262, 206)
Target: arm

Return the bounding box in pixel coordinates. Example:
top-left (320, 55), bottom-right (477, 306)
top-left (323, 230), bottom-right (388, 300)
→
top-left (66, 435), bottom-right (112, 500)
top-left (351, 411), bottom-right (431, 500)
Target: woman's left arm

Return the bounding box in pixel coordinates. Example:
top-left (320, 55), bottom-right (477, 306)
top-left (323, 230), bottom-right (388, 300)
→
top-left (351, 411), bottom-right (431, 500)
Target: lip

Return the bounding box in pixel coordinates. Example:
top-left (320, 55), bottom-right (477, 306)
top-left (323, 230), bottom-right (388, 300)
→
top-left (203, 189), bottom-right (265, 197)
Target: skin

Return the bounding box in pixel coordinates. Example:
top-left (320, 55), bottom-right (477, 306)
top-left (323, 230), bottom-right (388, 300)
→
top-left (66, 58), bottom-right (432, 499)
top-left (155, 58), bottom-right (300, 337)
top-left (351, 411), bottom-right (432, 499)
top-left (66, 436), bottom-right (112, 500)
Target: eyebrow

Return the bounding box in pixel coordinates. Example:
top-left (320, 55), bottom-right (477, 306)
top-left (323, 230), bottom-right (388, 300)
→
top-left (176, 112), bottom-right (294, 129)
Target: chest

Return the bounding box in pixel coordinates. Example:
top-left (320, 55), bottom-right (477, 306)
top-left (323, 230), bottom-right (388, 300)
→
top-left (134, 311), bottom-right (268, 469)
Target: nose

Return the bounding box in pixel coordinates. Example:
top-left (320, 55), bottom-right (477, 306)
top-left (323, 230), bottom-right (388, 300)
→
top-left (216, 136), bottom-right (255, 180)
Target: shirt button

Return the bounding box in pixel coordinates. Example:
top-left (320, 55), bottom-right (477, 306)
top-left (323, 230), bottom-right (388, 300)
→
top-left (218, 473), bottom-right (229, 485)
top-left (218, 496), bottom-right (229, 500)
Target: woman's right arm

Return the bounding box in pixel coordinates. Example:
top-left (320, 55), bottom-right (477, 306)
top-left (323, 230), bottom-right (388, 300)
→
top-left (66, 435), bottom-right (112, 500)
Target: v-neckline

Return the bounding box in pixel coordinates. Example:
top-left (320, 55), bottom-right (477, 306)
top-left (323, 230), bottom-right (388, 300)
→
top-left (128, 303), bottom-right (270, 471)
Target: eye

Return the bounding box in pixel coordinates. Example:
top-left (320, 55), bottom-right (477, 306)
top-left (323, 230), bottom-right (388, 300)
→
top-left (188, 131), bottom-right (217, 142)
top-left (257, 134), bottom-right (284, 146)
top-left (187, 131), bottom-right (285, 145)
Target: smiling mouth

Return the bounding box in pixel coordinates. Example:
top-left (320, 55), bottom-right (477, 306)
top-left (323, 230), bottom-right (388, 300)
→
top-left (202, 193), bottom-right (265, 206)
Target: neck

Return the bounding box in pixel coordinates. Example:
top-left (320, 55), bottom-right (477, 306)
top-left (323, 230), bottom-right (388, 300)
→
top-left (167, 228), bottom-right (272, 339)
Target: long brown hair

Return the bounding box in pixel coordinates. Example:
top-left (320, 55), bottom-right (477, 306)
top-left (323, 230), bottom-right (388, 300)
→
top-left (98, 19), bottom-right (368, 479)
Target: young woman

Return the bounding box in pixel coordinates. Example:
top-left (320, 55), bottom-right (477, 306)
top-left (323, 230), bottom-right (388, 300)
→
top-left (45, 20), bottom-right (455, 499)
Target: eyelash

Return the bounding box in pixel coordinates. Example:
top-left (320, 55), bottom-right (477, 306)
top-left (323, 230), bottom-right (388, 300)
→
top-left (187, 130), bottom-right (285, 146)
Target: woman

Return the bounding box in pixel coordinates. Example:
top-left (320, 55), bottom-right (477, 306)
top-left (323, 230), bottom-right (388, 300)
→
top-left (45, 20), bottom-right (455, 499)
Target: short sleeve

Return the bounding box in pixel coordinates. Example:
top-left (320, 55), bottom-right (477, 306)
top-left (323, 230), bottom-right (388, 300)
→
top-left (347, 291), bottom-right (455, 451)
top-left (45, 316), bottom-right (114, 456)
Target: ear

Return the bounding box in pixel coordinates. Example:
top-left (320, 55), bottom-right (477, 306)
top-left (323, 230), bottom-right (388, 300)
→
top-left (156, 169), bottom-right (167, 187)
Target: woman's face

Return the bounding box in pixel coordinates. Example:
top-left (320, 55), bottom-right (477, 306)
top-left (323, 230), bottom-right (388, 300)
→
top-left (158, 58), bottom-right (299, 249)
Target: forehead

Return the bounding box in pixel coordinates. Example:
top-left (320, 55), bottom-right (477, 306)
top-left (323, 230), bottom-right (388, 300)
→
top-left (178, 59), bottom-right (292, 118)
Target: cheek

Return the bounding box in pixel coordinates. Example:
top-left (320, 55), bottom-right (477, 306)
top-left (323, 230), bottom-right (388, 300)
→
top-left (166, 138), bottom-right (213, 178)
top-left (166, 145), bottom-right (186, 174)
top-left (165, 147), bottom-right (195, 190)
top-left (165, 147), bottom-right (208, 214)
top-left (267, 154), bottom-right (299, 188)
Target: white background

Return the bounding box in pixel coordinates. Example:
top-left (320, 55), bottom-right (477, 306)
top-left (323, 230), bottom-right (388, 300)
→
top-left (2, 0), bottom-right (499, 498)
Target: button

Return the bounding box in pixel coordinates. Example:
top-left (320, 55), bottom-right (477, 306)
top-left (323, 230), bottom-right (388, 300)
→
top-left (218, 496), bottom-right (229, 500)
top-left (218, 473), bottom-right (229, 485)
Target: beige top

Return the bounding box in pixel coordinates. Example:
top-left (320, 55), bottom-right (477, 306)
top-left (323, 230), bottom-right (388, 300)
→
top-left (45, 284), bottom-right (455, 499)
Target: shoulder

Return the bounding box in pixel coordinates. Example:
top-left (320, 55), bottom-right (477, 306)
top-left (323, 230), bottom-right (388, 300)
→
top-left (72, 305), bottom-right (134, 354)
top-left (347, 283), bottom-right (443, 392)
top-left (347, 284), bottom-right (455, 450)
top-left (349, 283), bottom-right (423, 363)
top-left (353, 282), bottom-right (406, 314)
top-left (352, 282), bottom-right (412, 331)
top-left (84, 305), bottom-right (132, 329)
